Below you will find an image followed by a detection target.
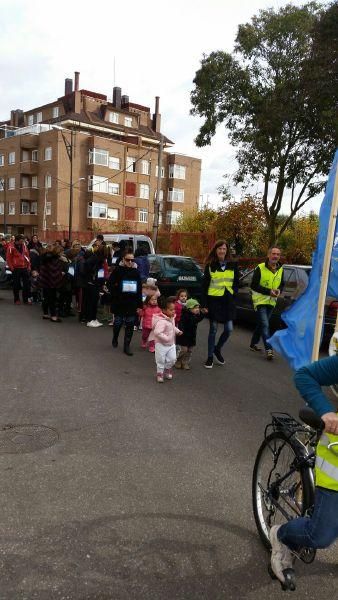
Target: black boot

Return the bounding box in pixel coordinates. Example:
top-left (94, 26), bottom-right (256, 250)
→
top-left (123, 326), bottom-right (134, 356)
top-left (112, 324), bottom-right (122, 348)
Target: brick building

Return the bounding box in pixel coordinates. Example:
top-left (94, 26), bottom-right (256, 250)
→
top-left (0, 72), bottom-right (201, 238)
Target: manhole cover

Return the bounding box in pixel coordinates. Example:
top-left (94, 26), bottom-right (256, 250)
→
top-left (0, 424), bottom-right (59, 454)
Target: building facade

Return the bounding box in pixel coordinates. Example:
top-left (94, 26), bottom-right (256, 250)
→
top-left (0, 72), bottom-right (201, 237)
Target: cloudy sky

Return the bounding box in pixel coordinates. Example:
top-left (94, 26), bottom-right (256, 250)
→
top-left (0, 0), bottom-right (324, 211)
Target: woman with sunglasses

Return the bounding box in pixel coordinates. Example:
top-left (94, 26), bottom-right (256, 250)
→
top-left (108, 249), bottom-right (143, 356)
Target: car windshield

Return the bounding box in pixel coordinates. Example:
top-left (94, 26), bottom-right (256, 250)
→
top-left (163, 257), bottom-right (198, 274)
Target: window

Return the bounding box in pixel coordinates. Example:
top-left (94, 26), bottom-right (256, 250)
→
top-left (46, 201), bottom-right (52, 216)
top-left (52, 106), bottom-right (59, 118)
top-left (126, 156), bottom-right (136, 173)
top-left (0, 177), bottom-right (4, 191)
top-left (45, 175), bottom-right (52, 189)
top-left (283, 268), bottom-right (298, 292)
top-left (155, 165), bottom-right (165, 178)
top-left (124, 116), bottom-right (132, 128)
top-left (163, 257), bottom-right (200, 275)
top-left (108, 207), bottom-right (119, 220)
top-left (140, 183), bottom-right (150, 199)
top-left (89, 148), bottom-right (109, 167)
top-left (141, 160), bottom-right (150, 175)
top-left (108, 182), bottom-right (120, 195)
top-left (169, 164), bottom-right (186, 180)
top-left (87, 202), bottom-right (108, 219)
top-left (32, 150), bottom-right (38, 162)
top-left (27, 114), bottom-right (34, 126)
top-left (158, 213), bottom-right (163, 225)
top-left (109, 112), bottom-right (119, 124)
top-left (36, 112), bottom-right (42, 123)
top-left (139, 209), bottom-right (148, 223)
top-left (21, 201), bottom-right (37, 215)
top-left (32, 176), bottom-right (38, 188)
top-left (8, 177), bottom-right (15, 190)
top-left (21, 176), bottom-right (30, 188)
top-left (9, 202), bottom-right (15, 215)
top-left (154, 189), bottom-right (164, 202)
top-left (44, 147), bottom-right (52, 160)
top-left (0, 202), bottom-right (4, 214)
top-left (166, 210), bottom-right (182, 225)
top-left (109, 156), bottom-right (120, 170)
top-left (168, 188), bottom-right (184, 203)
top-left (8, 152), bottom-right (15, 165)
top-left (88, 175), bottom-right (109, 194)
top-left (0, 154), bottom-right (4, 167)
top-left (148, 256), bottom-right (161, 274)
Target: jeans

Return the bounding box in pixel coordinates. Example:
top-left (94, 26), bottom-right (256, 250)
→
top-left (113, 315), bottom-right (136, 348)
top-left (12, 268), bottom-right (30, 303)
top-left (278, 487), bottom-right (338, 550)
top-left (251, 305), bottom-right (274, 350)
top-left (207, 320), bottom-right (233, 357)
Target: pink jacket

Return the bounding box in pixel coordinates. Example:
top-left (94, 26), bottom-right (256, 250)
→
top-left (140, 304), bottom-right (162, 330)
top-left (149, 313), bottom-right (181, 346)
top-left (174, 300), bottom-right (185, 325)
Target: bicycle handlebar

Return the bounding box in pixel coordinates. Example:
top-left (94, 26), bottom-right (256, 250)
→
top-left (299, 407), bottom-right (324, 432)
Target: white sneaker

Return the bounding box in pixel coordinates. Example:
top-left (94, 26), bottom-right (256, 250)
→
top-left (87, 320), bottom-right (103, 328)
top-left (270, 525), bottom-right (293, 583)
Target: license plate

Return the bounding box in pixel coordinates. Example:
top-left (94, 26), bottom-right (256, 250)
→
top-left (178, 276), bottom-right (196, 281)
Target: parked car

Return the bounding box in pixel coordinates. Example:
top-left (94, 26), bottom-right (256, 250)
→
top-left (235, 264), bottom-right (337, 343)
top-left (148, 254), bottom-right (203, 299)
top-left (0, 257), bottom-right (13, 288)
top-left (87, 234), bottom-right (155, 255)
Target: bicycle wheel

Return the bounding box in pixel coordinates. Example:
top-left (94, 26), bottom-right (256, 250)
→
top-left (252, 431), bottom-right (314, 549)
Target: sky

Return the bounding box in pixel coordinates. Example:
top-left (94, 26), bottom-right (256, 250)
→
top-left (0, 0), bottom-right (326, 212)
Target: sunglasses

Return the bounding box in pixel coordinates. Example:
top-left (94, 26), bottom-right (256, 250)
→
top-left (124, 258), bottom-right (133, 262)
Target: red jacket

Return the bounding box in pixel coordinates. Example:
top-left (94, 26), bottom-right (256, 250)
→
top-left (6, 243), bottom-right (31, 271)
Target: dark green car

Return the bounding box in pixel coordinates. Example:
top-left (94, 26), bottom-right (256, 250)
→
top-left (148, 254), bottom-right (203, 299)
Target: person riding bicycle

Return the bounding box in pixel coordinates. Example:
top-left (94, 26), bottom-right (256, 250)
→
top-left (270, 354), bottom-right (338, 586)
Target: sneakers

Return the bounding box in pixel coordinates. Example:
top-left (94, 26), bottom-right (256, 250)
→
top-left (141, 341), bottom-right (147, 349)
top-left (164, 369), bottom-right (173, 380)
top-left (250, 344), bottom-right (262, 352)
top-left (182, 363), bottom-right (190, 370)
top-left (87, 319), bottom-right (103, 328)
top-left (157, 373), bottom-right (164, 383)
top-left (266, 349), bottom-right (274, 361)
top-left (204, 356), bottom-right (213, 369)
top-left (14, 300), bottom-right (21, 305)
top-left (214, 348), bottom-right (225, 365)
top-left (175, 360), bottom-right (182, 369)
top-left (27, 298), bottom-right (33, 305)
top-left (269, 525), bottom-right (294, 584)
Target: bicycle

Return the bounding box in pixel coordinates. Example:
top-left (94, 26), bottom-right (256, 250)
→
top-left (252, 407), bottom-right (324, 591)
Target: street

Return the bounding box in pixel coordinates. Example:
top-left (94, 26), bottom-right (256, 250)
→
top-left (0, 290), bottom-right (337, 600)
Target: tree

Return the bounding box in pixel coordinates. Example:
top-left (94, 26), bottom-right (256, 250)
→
top-left (191, 2), bottom-right (337, 245)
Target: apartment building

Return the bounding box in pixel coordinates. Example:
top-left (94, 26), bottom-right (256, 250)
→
top-left (0, 72), bottom-right (201, 237)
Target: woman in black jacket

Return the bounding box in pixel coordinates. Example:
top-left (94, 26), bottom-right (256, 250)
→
top-left (201, 240), bottom-right (239, 369)
top-left (108, 250), bottom-right (142, 356)
top-left (81, 244), bottom-right (106, 327)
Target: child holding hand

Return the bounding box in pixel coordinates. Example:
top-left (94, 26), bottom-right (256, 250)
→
top-left (175, 298), bottom-right (205, 370)
top-left (149, 296), bottom-right (182, 383)
top-left (139, 295), bottom-right (162, 352)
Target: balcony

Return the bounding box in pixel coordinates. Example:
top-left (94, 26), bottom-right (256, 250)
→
top-left (20, 135), bottom-right (39, 149)
top-left (20, 160), bottom-right (39, 175)
top-left (20, 188), bottom-right (39, 201)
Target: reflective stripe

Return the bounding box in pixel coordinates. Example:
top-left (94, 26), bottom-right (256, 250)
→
top-left (315, 456), bottom-right (338, 481)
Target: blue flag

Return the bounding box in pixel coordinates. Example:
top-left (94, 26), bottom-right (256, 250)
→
top-left (269, 150), bottom-right (338, 370)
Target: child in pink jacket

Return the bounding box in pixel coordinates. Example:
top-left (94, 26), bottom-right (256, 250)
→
top-left (140, 295), bottom-right (162, 352)
top-left (150, 297), bottom-right (182, 383)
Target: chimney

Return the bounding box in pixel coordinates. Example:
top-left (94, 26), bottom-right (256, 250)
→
top-left (152, 96), bottom-right (161, 132)
top-left (121, 94), bottom-right (129, 107)
top-left (74, 71), bottom-right (80, 91)
top-left (10, 109), bottom-right (24, 127)
top-left (65, 78), bottom-right (73, 95)
top-left (113, 86), bottom-right (122, 109)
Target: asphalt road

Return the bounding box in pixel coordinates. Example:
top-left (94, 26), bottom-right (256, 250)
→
top-left (0, 290), bottom-right (337, 600)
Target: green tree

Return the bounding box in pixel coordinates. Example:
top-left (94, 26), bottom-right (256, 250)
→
top-left (191, 2), bottom-right (337, 245)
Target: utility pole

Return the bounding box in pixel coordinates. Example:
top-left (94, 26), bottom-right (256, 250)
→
top-left (152, 134), bottom-right (163, 251)
top-left (60, 128), bottom-right (75, 241)
top-left (3, 177), bottom-right (7, 235)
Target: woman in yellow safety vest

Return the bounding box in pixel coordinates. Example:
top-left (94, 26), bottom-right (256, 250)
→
top-left (201, 240), bottom-right (239, 369)
top-left (269, 354), bottom-right (338, 586)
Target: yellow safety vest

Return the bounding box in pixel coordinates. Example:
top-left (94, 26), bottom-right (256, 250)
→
top-left (315, 430), bottom-right (338, 491)
top-left (251, 263), bottom-right (283, 310)
top-left (208, 267), bottom-right (234, 296)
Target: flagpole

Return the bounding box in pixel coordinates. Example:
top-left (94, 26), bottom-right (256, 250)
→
top-left (312, 164), bottom-right (338, 361)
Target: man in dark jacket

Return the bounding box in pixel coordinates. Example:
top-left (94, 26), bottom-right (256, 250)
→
top-left (108, 250), bottom-right (142, 356)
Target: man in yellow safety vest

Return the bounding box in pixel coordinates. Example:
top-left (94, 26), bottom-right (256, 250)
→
top-left (269, 354), bottom-right (338, 586)
top-left (250, 247), bottom-right (284, 360)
